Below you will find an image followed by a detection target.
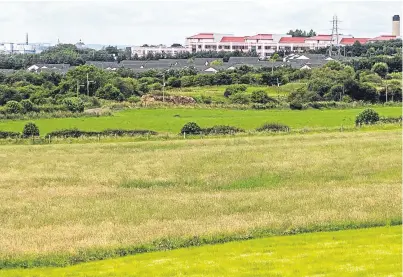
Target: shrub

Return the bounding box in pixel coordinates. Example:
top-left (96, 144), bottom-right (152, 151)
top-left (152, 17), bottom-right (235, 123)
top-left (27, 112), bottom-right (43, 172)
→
top-left (256, 123), bottom-right (290, 132)
top-left (127, 96), bottom-right (141, 103)
top-left (149, 83), bottom-right (162, 91)
top-left (289, 101), bottom-right (303, 110)
top-left (5, 101), bottom-right (23, 114)
top-left (379, 116), bottom-right (402, 124)
top-left (223, 84), bottom-right (247, 98)
top-left (63, 97), bottom-right (84, 113)
top-left (229, 93), bottom-right (250, 104)
top-left (200, 95), bottom-right (212, 104)
top-left (251, 90), bottom-right (270, 104)
top-left (202, 125), bottom-right (244, 135)
top-left (20, 99), bottom-right (35, 113)
top-left (355, 108), bottom-right (380, 125)
top-left (181, 122), bottom-right (201, 135)
top-left (46, 128), bottom-right (157, 138)
top-left (22, 122), bottom-right (39, 137)
top-left (0, 131), bottom-right (20, 139)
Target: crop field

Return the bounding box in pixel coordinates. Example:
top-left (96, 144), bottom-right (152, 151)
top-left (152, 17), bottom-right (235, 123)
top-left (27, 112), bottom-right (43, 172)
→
top-left (2, 226), bottom-right (400, 277)
top-left (0, 106), bottom-right (400, 134)
top-left (0, 129), bottom-right (401, 268)
top-left (167, 83), bottom-right (306, 101)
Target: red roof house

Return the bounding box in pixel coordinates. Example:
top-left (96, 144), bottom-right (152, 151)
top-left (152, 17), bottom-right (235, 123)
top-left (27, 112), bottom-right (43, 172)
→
top-left (279, 37), bottom-right (307, 43)
top-left (340, 38), bottom-right (369, 45)
top-left (246, 34), bottom-right (273, 40)
top-left (187, 33), bottom-right (214, 39)
top-left (306, 35), bottom-right (332, 41)
top-left (220, 36), bottom-right (246, 43)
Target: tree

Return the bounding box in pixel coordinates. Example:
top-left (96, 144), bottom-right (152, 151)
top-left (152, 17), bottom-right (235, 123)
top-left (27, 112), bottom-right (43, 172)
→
top-left (171, 43), bottom-right (183, 47)
top-left (181, 122), bottom-right (201, 135)
top-left (355, 109), bottom-right (380, 125)
top-left (251, 90), bottom-right (270, 104)
top-left (5, 100), bottom-right (23, 114)
top-left (371, 62), bottom-right (389, 78)
top-left (22, 122), bottom-right (40, 137)
top-left (96, 84), bottom-right (124, 101)
top-left (287, 29), bottom-right (316, 37)
top-left (63, 97), bottom-right (84, 112)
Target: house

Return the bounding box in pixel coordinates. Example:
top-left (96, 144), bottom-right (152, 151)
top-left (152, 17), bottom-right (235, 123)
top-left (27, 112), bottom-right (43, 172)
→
top-left (86, 61), bottom-right (120, 70)
top-left (27, 63), bottom-right (70, 73)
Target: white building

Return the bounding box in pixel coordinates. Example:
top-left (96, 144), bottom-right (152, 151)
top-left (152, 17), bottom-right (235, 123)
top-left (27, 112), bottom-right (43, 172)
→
top-left (130, 45), bottom-right (188, 58)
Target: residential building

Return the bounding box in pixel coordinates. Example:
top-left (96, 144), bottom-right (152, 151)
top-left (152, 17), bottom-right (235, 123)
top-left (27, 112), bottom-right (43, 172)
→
top-left (130, 45), bottom-right (188, 58)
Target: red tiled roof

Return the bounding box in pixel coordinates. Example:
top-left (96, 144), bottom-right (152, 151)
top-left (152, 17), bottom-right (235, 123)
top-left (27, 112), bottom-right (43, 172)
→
top-left (246, 34), bottom-right (273, 40)
top-left (220, 36), bottom-right (246, 43)
top-left (187, 33), bottom-right (214, 39)
top-left (306, 35), bottom-right (332, 41)
top-left (340, 38), bottom-right (369, 45)
top-left (369, 35), bottom-right (397, 41)
top-left (279, 37), bottom-right (306, 43)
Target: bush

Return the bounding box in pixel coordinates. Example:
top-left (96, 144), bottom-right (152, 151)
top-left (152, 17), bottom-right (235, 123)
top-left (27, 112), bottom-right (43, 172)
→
top-left (46, 128), bottom-right (157, 138)
top-left (251, 90), bottom-right (270, 104)
top-left (149, 83), bottom-right (162, 91)
top-left (0, 131), bottom-right (20, 139)
top-left (229, 93), bottom-right (250, 104)
top-left (355, 108), bottom-right (380, 125)
top-left (5, 101), bottom-right (23, 114)
top-left (22, 122), bottom-right (39, 137)
top-left (202, 125), bottom-right (244, 135)
top-left (289, 101), bottom-right (303, 110)
top-left (256, 123), bottom-right (290, 132)
top-left (200, 95), bottom-right (212, 104)
top-left (21, 99), bottom-right (35, 113)
top-left (223, 84), bottom-right (247, 98)
top-left (63, 97), bottom-right (84, 113)
top-left (181, 122), bottom-right (201, 135)
top-left (379, 116), bottom-right (402, 124)
top-left (127, 96), bottom-right (141, 103)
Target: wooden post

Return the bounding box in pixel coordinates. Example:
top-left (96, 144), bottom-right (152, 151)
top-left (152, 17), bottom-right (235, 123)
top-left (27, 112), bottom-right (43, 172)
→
top-left (48, 135), bottom-right (51, 144)
top-left (98, 134), bottom-right (100, 142)
top-left (183, 132), bottom-right (186, 139)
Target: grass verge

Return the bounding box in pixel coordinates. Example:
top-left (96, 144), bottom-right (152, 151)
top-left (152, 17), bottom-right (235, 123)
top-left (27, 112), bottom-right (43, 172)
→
top-left (2, 226), bottom-right (401, 276)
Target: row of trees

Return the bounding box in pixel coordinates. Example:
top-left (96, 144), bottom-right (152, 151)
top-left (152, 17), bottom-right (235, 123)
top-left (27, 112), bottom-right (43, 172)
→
top-left (0, 53), bottom-right (401, 111)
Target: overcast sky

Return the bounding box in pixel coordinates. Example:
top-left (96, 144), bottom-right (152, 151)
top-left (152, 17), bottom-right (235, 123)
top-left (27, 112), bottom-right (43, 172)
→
top-left (0, 0), bottom-right (401, 46)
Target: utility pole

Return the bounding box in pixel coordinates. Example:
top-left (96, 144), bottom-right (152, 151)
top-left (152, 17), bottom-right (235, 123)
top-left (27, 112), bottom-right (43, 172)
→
top-left (86, 73), bottom-right (96, 96)
top-left (162, 72), bottom-right (166, 103)
top-left (76, 80), bottom-right (85, 97)
top-left (276, 77), bottom-right (282, 100)
top-left (385, 81), bottom-right (389, 103)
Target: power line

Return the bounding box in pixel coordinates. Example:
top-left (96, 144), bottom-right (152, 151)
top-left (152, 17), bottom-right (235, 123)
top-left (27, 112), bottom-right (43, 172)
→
top-left (328, 15), bottom-right (342, 57)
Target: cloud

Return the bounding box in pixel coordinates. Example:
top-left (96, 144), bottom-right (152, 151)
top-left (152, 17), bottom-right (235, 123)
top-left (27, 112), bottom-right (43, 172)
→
top-left (0, 0), bottom-right (401, 45)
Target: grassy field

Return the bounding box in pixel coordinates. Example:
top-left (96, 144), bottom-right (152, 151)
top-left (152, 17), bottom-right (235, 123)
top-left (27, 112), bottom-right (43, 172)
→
top-left (0, 106), bottom-right (400, 134)
top-left (3, 226), bottom-right (401, 277)
top-left (0, 130), bottom-right (400, 267)
top-left (167, 83), bottom-right (306, 101)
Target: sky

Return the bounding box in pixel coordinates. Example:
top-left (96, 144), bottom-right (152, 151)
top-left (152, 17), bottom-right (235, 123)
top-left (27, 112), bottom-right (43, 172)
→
top-left (0, 0), bottom-right (401, 46)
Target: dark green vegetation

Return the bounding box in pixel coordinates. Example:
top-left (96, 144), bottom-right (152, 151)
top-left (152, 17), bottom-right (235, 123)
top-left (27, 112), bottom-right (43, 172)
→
top-left (0, 40), bottom-right (401, 119)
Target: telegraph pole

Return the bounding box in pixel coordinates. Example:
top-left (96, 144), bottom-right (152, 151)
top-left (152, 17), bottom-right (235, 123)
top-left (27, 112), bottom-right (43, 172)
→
top-left (86, 73), bottom-right (96, 96)
top-left (76, 80), bottom-right (85, 97)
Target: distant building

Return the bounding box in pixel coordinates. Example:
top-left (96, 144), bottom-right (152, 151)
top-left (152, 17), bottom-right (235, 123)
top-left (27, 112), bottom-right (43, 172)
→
top-left (130, 45), bottom-right (188, 58)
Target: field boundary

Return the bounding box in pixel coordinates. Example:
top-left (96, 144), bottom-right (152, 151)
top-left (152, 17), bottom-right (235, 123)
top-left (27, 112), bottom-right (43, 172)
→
top-left (1, 219), bottom-right (401, 270)
top-left (0, 123), bottom-right (400, 146)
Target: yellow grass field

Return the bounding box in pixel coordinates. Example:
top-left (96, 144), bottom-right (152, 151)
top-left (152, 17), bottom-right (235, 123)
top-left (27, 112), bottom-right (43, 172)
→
top-left (0, 130), bottom-right (401, 266)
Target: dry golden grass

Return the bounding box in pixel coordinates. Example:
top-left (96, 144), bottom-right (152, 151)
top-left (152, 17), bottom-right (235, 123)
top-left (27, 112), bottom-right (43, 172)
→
top-left (0, 130), bottom-right (401, 259)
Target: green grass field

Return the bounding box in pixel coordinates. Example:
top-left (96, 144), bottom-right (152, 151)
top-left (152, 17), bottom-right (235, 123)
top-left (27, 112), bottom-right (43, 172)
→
top-left (3, 226), bottom-right (401, 277)
top-left (0, 106), bottom-right (400, 134)
top-left (0, 130), bottom-right (400, 268)
top-left (167, 83), bottom-right (305, 101)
